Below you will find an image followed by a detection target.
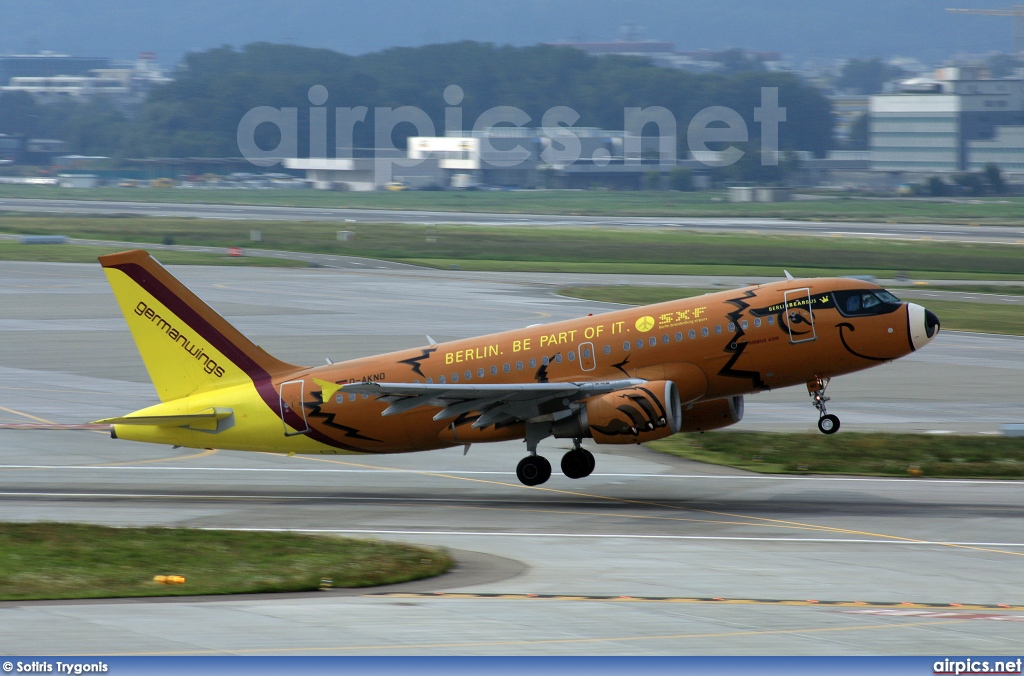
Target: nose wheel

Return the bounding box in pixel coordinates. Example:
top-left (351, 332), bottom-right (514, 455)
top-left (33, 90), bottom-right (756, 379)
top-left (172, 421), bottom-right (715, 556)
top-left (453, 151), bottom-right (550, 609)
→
top-left (561, 440), bottom-right (596, 479)
top-left (817, 414), bottom-right (840, 434)
top-left (808, 377), bottom-right (841, 435)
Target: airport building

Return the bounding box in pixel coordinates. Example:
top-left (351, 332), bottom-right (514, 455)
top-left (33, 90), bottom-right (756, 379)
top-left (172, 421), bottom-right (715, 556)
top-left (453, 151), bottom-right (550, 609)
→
top-left (286, 127), bottom-right (677, 190)
top-left (870, 67), bottom-right (1024, 175)
top-left (0, 52), bottom-right (171, 107)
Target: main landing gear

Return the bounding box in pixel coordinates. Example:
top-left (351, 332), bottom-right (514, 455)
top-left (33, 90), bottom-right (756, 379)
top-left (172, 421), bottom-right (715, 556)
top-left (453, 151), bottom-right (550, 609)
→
top-left (561, 439), bottom-right (596, 480)
top-left (808, 377), bottom-right (840, 435)
top-left (516, 455), bottom-right (552, 486)
top-left (516, 432), bottom-right (595, 486)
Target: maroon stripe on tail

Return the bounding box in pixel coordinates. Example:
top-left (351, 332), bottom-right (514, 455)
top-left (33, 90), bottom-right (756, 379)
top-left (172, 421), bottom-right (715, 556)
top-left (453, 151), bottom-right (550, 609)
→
top-left (110, 262), bottom-right (363, 453)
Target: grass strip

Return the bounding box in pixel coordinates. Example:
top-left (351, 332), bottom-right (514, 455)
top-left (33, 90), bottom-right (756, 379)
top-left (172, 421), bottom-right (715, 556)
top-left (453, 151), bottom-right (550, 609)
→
top-left (0, 216), bottom-right (1022, 280)
top-left (0, 523), bottom-right (451, 601)
top-left (1, 185), bottom-right (1022, 224)
top-left (0, 241), bottom-right (308, 267)
top-left (560, 286), bottom-right (1024, 335)
top-left (648, 432), bottom-right (1024, 479)
top-left (924, 284), bottom-right (1024, 297)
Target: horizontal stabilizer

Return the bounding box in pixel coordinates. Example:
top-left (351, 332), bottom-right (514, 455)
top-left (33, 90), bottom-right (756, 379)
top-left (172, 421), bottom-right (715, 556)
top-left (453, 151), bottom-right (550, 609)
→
top-left (93, 407), bottom-right (234, 433)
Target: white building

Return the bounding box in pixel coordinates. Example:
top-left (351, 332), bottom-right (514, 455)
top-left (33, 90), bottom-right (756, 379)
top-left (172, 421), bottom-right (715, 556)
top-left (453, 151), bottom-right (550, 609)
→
top-left (870, 67), bottom-right (1024, 174)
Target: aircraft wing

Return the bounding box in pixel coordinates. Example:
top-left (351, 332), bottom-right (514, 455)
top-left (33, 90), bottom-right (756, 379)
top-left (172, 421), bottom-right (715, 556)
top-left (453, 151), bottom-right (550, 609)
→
top-left (326, 379), bottom-right (646, 428)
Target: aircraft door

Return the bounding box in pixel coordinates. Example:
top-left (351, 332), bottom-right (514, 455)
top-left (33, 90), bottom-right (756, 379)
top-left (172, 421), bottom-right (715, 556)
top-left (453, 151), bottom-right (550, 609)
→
top-left (278, 380), bottom-right (310, 436)
top-left (783, 288), bottom-right (817, 344)
top-left (578, 342), bottom-right (597, 372)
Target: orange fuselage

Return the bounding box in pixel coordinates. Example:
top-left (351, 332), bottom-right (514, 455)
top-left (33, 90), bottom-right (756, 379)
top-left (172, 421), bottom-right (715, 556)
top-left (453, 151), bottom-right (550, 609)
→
top-left (270, 277), bottom-right (920, 454)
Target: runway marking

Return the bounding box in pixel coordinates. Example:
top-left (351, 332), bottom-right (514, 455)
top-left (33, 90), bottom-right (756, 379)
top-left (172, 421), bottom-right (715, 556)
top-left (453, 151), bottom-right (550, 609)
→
top-left (193, 526), bottom-right (1024, 549)
top-left (368, 592), bottom-right (1024, 612)
top-left (0, 405), bottom-right (60, 426)
top-left (86, 619), bottom-right (968, 656)
top-left (296, 455), bottom-right (1024, 559)
top-left (0, 450), bottom-right (220, 473)
top-left (0, 463), bottom-right (1020, 485)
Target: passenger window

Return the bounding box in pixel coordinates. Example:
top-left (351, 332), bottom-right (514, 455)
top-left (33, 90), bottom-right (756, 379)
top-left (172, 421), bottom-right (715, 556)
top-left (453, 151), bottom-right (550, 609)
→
top-left (503, 364), bottom-right (510, 373)
top-left (362, 394), bottom-right (368, 399)
top-left (741, 320), bottom-right (748, 329)
top-left (649, 336), bottom-right (657, 346)
top-left (603, 345), bottom-right (611, 354)
top-left (451, 373), bottom-right (458, 382)
top-left (675, 332), bottom-right (682, 341)
top-left (701, 327), bottom-right (709, 337)
top-left (349, 392), bottom-right (357, 401)
top-left (490, 366), bottom-right (497, 376)
top-left (555, 354), bottom-right (562, 363)
top-left (542, 356), bottom-right (550, 366)
top-left (465, 370), bottom-right (472, 380)
top-left (728, 322), bottom-right (735, 332)
top-left (477, 368), bottom-right (484, 378)
top-left (516, 361), bottom-right (523, 370)
top-left (715, 325), bottom-right (722, 334)
top-left (689, 330), bottom-right (696, 339)
top-left (439, 376), bottom-right (446, 384)
top-left (529, 358), bottom-right (537, 368)
top-left (768, 316), bottom-right (775, 325)
top-left (754, 317), bottom-right (761, 327)
top-left (568, 351), bottom-right (576, 361)
top-left (623, 341), bottom-right (631, 350)
top-left (426, 377), bottom-right (433, 384)
top-left (582, 348), bottom-right (591, 358)
top-left (336, 394), bottom-right (344, 404)
top-left (636, 339), bottom-right (643, 349)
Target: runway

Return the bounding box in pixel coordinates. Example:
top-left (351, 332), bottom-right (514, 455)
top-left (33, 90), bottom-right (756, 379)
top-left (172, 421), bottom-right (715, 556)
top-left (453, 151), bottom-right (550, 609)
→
top-left (1, 260), bottom-right (1022, 654)
top-left (1, 196), bottom-right (1023, 245)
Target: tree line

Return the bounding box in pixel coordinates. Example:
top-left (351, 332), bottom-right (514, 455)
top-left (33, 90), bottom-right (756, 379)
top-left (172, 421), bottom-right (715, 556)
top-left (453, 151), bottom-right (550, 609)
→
top-left (0, 41), bottom-right (835, 161)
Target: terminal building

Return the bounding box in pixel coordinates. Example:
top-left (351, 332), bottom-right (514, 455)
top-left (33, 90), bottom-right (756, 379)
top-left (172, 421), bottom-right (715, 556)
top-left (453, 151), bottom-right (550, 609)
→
top-left (870, 67), bottom-right (1024, 175)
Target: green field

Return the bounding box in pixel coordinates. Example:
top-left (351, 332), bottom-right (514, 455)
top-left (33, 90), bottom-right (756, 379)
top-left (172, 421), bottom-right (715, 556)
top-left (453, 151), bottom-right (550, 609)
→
top-left (649, 432), bottom-right (1024, 478)
top-left (0, 184), bottom-right (1022, 224)
top-left (0, 240), bottom-right (307, 266)
top-left (926, 284), bottom-right (1024, 296)
top-left (0, 215), bottom-right (1022, 280)
top-left (0, 523), bottom-right (452, 601)
top-left (560, 285), bottom-right (1024, 335)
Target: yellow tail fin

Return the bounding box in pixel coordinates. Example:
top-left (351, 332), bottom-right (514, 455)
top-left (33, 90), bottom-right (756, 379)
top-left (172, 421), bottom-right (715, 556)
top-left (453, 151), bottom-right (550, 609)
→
top-left (100, 250), bottom-right (299, 402)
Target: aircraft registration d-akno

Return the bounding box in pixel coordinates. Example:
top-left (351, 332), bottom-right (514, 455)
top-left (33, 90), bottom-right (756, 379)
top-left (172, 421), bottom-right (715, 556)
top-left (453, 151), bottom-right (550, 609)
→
top-left (96, 250), bottom-right (940, 485)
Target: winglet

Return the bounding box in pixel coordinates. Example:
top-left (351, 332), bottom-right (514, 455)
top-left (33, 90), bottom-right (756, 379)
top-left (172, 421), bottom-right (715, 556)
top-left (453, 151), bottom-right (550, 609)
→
top-left (784, 270), bottom-right (795, 280)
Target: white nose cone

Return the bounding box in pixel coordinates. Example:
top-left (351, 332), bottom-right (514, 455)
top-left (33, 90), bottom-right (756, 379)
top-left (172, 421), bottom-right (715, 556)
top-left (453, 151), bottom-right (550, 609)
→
top-left (908, 303), bottom-right (939, 350)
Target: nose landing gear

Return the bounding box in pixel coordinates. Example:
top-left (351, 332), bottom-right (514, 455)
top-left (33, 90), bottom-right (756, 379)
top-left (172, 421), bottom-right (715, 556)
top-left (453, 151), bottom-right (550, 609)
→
top-left (561, 439), bottom-right (596, 479)
top-left (808, 377), bottom-right (840, 435)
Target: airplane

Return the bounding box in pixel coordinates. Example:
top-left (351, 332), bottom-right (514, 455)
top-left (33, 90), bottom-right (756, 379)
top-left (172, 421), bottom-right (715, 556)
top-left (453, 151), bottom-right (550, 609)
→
top-left (95, 250), bottom-right (940, 486)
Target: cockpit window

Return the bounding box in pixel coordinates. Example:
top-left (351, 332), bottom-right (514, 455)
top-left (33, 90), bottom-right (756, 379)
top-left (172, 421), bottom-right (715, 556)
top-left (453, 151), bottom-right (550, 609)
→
top-left (876, 290), bottom-right (901, 304)
top-left (834, 289), bottom-right (901, 317)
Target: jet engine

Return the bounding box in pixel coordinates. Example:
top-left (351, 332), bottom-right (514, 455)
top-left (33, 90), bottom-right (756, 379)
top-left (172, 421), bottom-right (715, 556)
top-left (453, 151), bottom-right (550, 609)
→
top-left (552, 380), bottom-right (682, 444)
top-left (679, 396), bottom-right (744, 433)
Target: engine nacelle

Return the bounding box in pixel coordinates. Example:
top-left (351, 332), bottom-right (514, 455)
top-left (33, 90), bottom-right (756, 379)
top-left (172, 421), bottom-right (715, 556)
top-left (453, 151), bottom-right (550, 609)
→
top-left (679, 396), bottom-right (744, 433)
top-left (552, 380), bottom-right (682, 444)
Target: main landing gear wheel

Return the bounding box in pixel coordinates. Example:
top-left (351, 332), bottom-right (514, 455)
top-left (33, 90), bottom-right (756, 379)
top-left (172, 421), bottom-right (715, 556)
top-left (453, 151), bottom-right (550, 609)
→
top-left (817, 414), bottom-right (840, 435)
top-left (517, 455), bottom-right (552, 486)
top-left (561, 448), bottom-right (596, 479)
